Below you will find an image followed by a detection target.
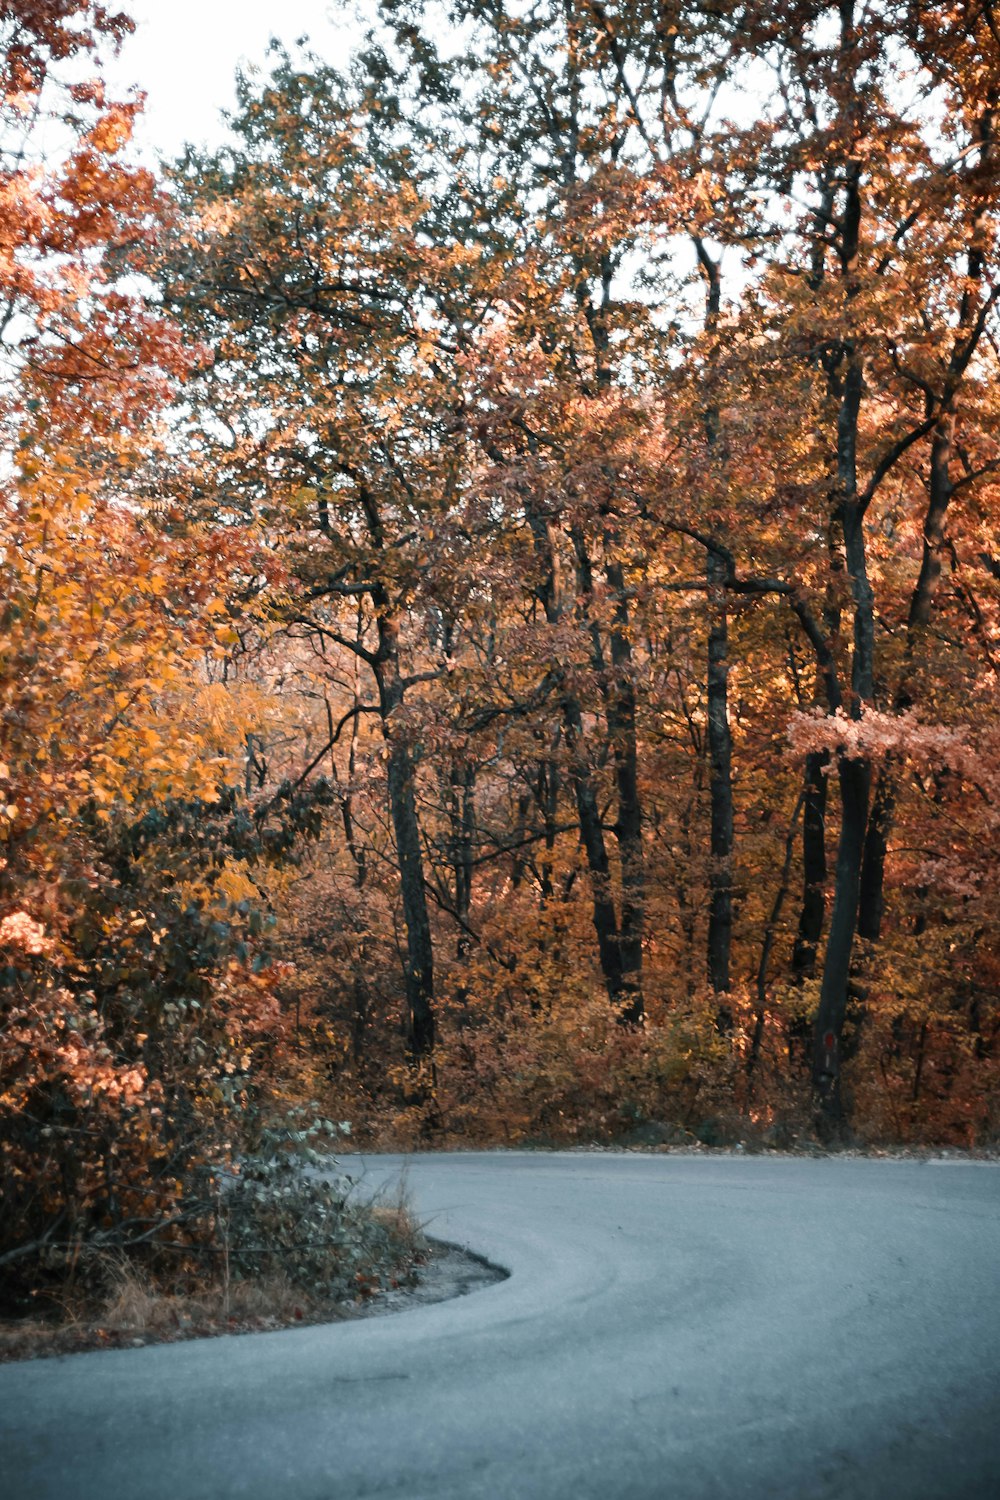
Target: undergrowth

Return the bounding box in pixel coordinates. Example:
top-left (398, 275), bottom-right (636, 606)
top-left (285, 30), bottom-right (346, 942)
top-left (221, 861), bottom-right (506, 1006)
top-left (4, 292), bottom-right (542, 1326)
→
top-left (0, 1112), bottom-right (425, 1362)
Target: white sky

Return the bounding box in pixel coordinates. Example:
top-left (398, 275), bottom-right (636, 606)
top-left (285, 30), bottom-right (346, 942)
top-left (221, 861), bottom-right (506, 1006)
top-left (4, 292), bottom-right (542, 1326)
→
top-left (104, 1), bottom-right (373, 162)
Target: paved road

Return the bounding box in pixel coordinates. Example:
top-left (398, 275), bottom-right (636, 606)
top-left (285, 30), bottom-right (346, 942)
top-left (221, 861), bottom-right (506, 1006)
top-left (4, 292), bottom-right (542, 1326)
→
top-left (2, 1152), bottom-right (998, 1499)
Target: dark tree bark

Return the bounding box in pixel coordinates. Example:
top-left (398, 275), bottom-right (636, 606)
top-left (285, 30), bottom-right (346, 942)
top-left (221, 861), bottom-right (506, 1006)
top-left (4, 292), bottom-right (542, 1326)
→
top-left (858, 381), bottom-right (963, 944)
top-left (326, 665), bottom-right (371, 1068)
top-left (857, 417), bottom-right (954, 942)
top-left (572, 526), bottom-right (645, 1022)
top-left (813, 347), bottom-right (873, 1128)
top-left (748, 793), bottom-right (805, 1088)
top-left (812, 53), bottom-right (872, 1126)
top-left (813, 751), bottom-right (871, 1124)
top-left (807, 0), bottom-right (898, 1128)
top-left (693, 233), bottom-right (736, 1030)
top-left (791, 751), bottom-right (829, 980)
top-left (563, 693), bottom-right (628, 1009)
top-left (856, 769), bottom-right (894, 945)
top-left (449, 761), bottom-right (476, 958)
top-left (706, 544), bottom-right (734, 1024)
top-left (791, 539), bottom-right (842, 1001)
top-left (606, 559), bottom-right (645, 1024)
top-left (524, 502), bottom-right (637, 1016)
top-left (374, 610), bottom-right (435, 1062)
top-left (856, 95), bottom-right (994, 946)
top-left (540, 735), bottom-right (560, 906)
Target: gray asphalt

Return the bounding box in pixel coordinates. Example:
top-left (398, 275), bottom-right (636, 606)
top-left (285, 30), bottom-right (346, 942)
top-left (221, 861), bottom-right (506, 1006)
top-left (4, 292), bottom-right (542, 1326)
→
top-left (1, 1152), bottom-right (998, 1500)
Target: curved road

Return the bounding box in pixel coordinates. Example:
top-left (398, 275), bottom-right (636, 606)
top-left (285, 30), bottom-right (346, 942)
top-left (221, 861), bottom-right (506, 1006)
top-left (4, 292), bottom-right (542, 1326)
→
top-left (2, 1152), bottom-right (998, 1499)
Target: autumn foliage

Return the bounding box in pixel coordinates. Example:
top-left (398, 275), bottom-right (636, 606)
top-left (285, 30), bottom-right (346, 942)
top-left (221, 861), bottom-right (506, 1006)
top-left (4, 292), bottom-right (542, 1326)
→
top-left (0, 3), bottom-right (323, 1302)
top-left (3, 0), bottom-right (1000, 1304)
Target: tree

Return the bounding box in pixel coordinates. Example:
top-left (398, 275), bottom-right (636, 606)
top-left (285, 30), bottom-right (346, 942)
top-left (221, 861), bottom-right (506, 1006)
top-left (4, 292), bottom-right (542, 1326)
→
top-left (143, 2), bottom-right (1000, 1146)
top-left (0, 3), bottom-right (320, 1297)
top-left (159, 52), bottom-right (499, 1063)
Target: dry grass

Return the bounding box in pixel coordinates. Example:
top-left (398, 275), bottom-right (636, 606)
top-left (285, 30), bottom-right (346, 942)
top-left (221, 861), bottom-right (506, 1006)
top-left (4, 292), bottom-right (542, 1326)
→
top-left (366, 1169), bottom-right (424, 1244)
top-left (0, 1179), bottom-right (429, 1364)
top-left (0, 1260), bottom-right (353, 1363)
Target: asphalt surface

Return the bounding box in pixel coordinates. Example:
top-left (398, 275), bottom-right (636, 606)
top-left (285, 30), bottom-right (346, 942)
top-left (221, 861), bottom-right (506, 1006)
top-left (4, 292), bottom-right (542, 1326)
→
top-left (2, 1152), bottom-right (998, 1500)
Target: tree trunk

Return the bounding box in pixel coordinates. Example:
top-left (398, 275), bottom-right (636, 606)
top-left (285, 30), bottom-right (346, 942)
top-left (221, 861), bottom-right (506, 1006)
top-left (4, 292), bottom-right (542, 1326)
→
top-left (812, 752), bottom-right (871, 1125)
top-left (563, 694), bottom-right (627, 1009)
top-left (857, 769), bottom-right (894, 944)
top-left (791, 751), bottom-right (829, 979)
top-left (375, 613), bottom-right (435, 1062)
top-left (790, 534), bottom-right (841, 993)
top-left (541, 735), bottom-right (560, 906)
top-left (706, 545), bottom-right (734, 1026)
top-left (696, 235), bottom-right (734, 1031)
top-left (329, 668), bottom-right (371, 1068)
top-left (572, 524), bottom-right (645, 1020)
top-left (854, 94), bottom-right (991, 964)
top-left (812, 56), bottom-right (870, 1128)
top-left (450, 761), bottom-right (476, 959)
top-left (857, 413), bottom-right (955, 944)
top-left (748, 793), bottom-right (804, 1089)
top-left (527, 502), bottom-right (629, 1014)
top-left (813, 466), bottom-right (874, 1129)
top-left (606, 559), bottom-right (645, 1025)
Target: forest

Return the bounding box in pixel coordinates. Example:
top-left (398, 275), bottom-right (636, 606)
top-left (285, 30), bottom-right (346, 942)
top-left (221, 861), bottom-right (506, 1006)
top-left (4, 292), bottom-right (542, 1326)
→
top-left (1, 0), bottom-right (999, 1306)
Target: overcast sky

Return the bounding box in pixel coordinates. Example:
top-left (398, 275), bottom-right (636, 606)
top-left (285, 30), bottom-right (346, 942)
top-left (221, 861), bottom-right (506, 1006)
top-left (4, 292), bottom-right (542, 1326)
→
top-left (104, 1), bottom-right (371, 162)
